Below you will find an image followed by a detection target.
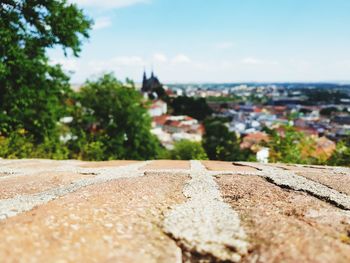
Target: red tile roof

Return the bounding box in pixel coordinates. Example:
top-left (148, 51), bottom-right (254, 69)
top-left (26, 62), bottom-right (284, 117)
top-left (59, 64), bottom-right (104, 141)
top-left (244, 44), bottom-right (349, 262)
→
top-left (240, 132), bottom-right (270, 150)
top-left (152, 115), bottom-right (169, 126)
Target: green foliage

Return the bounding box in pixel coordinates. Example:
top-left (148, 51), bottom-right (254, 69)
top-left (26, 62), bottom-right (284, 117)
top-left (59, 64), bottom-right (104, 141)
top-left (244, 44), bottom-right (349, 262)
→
top-left (287, 112), bottom-right (299, 121)
top-left (205, 95), bottom-right (241, 103)
top-left (0, 130), bottom-right (35, 158)
top-left (169, 96), bottom-right (213, 121)
top-left (267, 126), bottom-right (315, 164)
top-left (202, 118), bottom-right (242, 161)
top-left (240, 148), bottom-right (257, 162)
top-left (299, 108), bottom-right (312, 114)
top-left (328, 136), bottom-right (350, 166)
top-left (67, 74), bottom-right (161, 160)
top-left (33, 137), bottom-right (69, 159)
top-left (168, 140), bottom-right (208, 160)
top-left (304, 90), bottom-right (349, 105)
top-left (246, 94), bottom-right (268, 105)
top-left (0, 0), bottom-right (91, 142)
top-left (0, 129), bottom-right (68, 159)
top-left (320, 107), bottom-right (338, 116)
top-left (80, 141), bottom-right (106, 161)
top-left (151, 86), bottom-right (168, 101)
top-left (206, 94), bottom-right (268, 105)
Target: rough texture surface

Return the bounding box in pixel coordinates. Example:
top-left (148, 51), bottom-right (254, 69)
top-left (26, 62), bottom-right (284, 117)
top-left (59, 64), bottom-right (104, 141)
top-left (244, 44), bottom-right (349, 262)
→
top-left (143, 160), bottom-right (190, 170)
top-left (0, 159), bottom-right (349, 262)
top-left (239, 162), bottom-right (350, 210)
top-left (201, 161), bottom-right (258, 173)
top-left (269, 163), bottom-right (350, 196)
top-left (0, 161), bottom-right (149, 220)
top-left (163, 161), bottom-right (248, 262)
top-left (0, 173), bottom-right (187, 262)
top-left (217, 174), bottom-right (350, 263)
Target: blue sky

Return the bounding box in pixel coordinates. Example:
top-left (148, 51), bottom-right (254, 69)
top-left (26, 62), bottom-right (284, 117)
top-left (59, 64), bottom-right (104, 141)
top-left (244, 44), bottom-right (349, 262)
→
top-left (50, 0), bottom-right (350, 83)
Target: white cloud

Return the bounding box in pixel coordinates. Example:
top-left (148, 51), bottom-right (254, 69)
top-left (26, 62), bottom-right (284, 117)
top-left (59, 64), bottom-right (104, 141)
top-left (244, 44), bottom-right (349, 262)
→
top-left (172, 54), bottom-right (191, 64)
top-left (241, 57), bottom-right (279, 66)
top-left (71, 0), bottom-right (149, 9)
top-left (241, 57), bottom-right (262, 65)
top-left (215, 41), bottom-right (234, 49)
top-left (153, 53), bottom-right (168, 63)
top-left (93, 17), bottom-right (112, 30)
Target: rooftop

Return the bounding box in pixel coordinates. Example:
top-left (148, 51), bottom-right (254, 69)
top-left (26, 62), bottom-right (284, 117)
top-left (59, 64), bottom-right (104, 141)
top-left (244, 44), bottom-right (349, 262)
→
top-left (0, 159), bottom-right (349, 262)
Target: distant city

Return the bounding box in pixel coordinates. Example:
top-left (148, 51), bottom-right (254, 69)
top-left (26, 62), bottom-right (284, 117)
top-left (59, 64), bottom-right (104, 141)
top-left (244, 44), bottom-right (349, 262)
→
top-left (139, 71), bottom-right (350, 162)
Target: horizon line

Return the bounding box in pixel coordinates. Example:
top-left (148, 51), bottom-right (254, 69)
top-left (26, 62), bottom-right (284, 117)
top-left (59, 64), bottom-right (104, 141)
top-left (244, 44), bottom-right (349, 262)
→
top-left (71, 80), bottom-right (350, 86)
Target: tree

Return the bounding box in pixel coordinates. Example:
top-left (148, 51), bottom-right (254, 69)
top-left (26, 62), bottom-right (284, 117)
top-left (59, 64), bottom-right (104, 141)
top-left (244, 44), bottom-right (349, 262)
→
top-left (328, 135), bottom-right (350, 167)
top-left (150, 85), bottom-right (168, 101)
top-left (0, 128), bottom-right (69, 159)
top-left (169, 96), bottom-right (213, 121)
top-left (320, 107), bottom-right (338, 116)
top-left (168, 140), bottom-right (208, 160)
top-left (68, 74), bottom-right (161, 160)
top-left (202, 118), bottom-right (242, 161)
top-left (0, 1), bottom-right (92, 142)
top-left (303, 89), bottom-right (349, 105)
top-left (267, 126), bottom-right (315, 164)
top-left (299, 108), bottom-right (312, 114)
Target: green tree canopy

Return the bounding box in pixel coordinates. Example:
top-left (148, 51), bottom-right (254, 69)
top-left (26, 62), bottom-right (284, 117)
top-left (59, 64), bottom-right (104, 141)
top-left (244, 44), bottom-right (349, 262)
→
top-left (202, 118), bottom-right (242, 161)
top-left (68, 74), bottom-right (161, 160)
top-left (168, 140), bottom-right (208, 160)
top-left (328, 135), bottom-right (350, 167)
top-left (267, 126), bottom-right (316, 164)
top-left (320, 107), bottom-right (338, 116)
top-left (0, 0), bottom-right (91, 142)
top-left (169, 96), bottom-right (213, 121)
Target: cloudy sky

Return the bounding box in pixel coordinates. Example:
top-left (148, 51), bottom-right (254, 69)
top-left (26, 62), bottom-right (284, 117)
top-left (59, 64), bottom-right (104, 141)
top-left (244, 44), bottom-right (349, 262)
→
top-left (49, 0), bottom-right (350, 83)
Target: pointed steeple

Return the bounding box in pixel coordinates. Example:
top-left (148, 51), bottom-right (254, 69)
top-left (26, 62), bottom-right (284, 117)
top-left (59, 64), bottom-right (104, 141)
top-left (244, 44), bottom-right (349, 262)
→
top-left (151, 64), bottom-right (155, 78)
top-left (142, 69), bottom-right (148, 92)
top-left (143, 70), bottom-right (147, 83)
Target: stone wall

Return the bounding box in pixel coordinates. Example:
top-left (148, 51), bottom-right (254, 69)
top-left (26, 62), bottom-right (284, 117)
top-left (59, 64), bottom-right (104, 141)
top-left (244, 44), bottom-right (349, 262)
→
top-left (0, 159), bottom-right (349, 262)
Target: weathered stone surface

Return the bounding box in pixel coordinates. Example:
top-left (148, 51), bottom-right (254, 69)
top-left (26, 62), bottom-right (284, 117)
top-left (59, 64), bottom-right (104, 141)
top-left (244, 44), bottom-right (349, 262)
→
top-left (164, 161), bottom-right (248, 262)
top-left (143, 160), bottom-right (190, 170)
top-left (0, 172), bottom-right (98, 199)
top-left (270, 163), bottom-right (350, 196)
top-left (0, 173), bottom-right (187, 263)
top-left (217, 174), bottom-right (350, 263)
top-left (0, 161), bottom-right (149, 220)
top-left (0, 159), bottom-right (349, 262)
top-left (201, 161), bottom-right (259, 173)
top-left (78, 160), bottom-right (140, 168)
top-left (240, 162), bottom-right (350, 210)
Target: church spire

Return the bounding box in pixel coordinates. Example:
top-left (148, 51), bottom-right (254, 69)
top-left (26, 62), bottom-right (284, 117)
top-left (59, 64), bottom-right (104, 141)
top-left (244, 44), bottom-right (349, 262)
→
top-left (151, 64), bottom-right (155, 78)
top-left (142, 69), bottom-right (148, 92)
top-left (143, 70), bottom-right (147, 82)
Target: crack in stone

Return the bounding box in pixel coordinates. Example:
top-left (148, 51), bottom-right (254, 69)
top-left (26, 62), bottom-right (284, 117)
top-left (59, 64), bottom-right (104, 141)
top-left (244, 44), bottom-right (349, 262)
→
top-left (239, 163), bottom-right (350, 211)
top-left (210, 162), bottom-right (350, 211)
